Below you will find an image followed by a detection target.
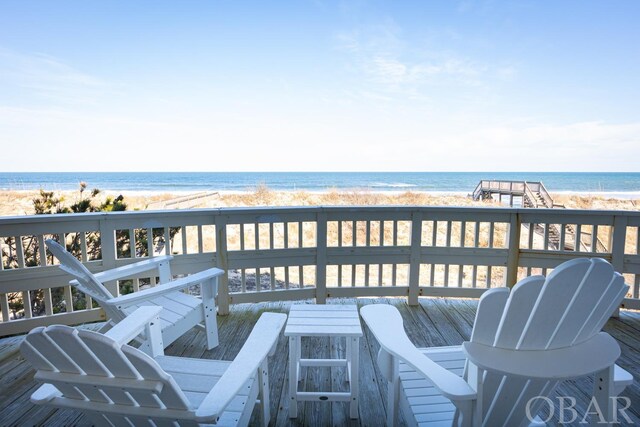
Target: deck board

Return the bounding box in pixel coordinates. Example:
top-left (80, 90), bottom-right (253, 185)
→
top-left (0, 297), bottom-right (639, 426)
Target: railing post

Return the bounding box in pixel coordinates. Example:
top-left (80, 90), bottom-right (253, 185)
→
top-left (99, 217), bottom-right (118, 296)
top-left (610, 215), bottom-right (628, 318)
top-left (610, 215), bottom-right (627, 273)
top-left (316, 212), bottom-right (327, 304)
top-left (506, 213), bottom-right (521, 288)
top-left (214, 215), bottom-right (230, 315)
top-left (408, 211), bottom-right (423, 305)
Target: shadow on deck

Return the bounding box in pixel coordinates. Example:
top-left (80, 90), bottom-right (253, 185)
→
top-left (1, 298), bottom-right (639, 426)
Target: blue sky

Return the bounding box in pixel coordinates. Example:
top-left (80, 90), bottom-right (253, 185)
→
top-left (1, 0), bottom-right (639, 172)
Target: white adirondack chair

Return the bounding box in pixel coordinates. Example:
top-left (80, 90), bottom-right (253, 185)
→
top-left (360, 258), bottom-right (634, 427)
top-left (20, 305), bottom-right (286, 426)
top-left (45, 239), bottom-right (224, 351)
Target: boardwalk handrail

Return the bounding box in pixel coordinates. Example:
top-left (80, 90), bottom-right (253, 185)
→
top-left (1, 206), bottom-right (639, 336)
top-left (473, 180), bottom-right (562, 209)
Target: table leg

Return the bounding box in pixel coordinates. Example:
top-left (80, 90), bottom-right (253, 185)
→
top-left (346, 336), bottom-right (352, 383)
top-left (289, 336), bottom-right (299, 418)
top-left (349, 336), bottom-right (360, 419)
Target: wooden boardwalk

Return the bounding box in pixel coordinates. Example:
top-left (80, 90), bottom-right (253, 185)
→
top-left (1, 298), bottom-right (639, 426)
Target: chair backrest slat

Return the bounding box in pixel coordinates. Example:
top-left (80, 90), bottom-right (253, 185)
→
top-left (517, 258), bottom-right (591, 350)
top-left (45, 239), bottom-right (114, 303)
top-left (493, 275), bottom-right (545, 348)
top-left (550, 259), bottom-right (622, 347)
top-left (469, 288), bottom-right (509, 346)
top-left (122, 346), bottom-right (192, 410)
top-left (77, 330), bottom-right (140, 379)
top-left (24, 329), bottom-right (81, 374)
top-left (575, 274), bottom-right (627, 344)
top-left (44, 326), bottom-right (110, 376)
top-left (482, 376), bottom-right (554, 427)
top-left (19, 328), bottom-right (56, 371)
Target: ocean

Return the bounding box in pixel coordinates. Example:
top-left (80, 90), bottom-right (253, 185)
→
top-left (1, 172), bottom-right (640, 198)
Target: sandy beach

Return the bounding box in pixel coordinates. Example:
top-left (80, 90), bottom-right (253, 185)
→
top-left (0, 187), bottom-right (638, 217)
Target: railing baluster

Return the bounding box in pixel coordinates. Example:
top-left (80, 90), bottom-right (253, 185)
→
top-left (181, 226), bottom-right (188, 255)
top-left (64, 286), bottom-right (73, 313)
top-left (16, 236), bottom-right (25, 268)
top-left (163, 227), bottom-right (171, 255)
top-left (543, 223), bottom-right (549, 250)
top-left (299, 265), bottom-right (304, 288)
top-left (316, 213), bottom-right (327, 303)
top-left (197, 225), bottom-right (204, 253)
top-left (43, 288), bottom-right (53, 316)
top-left (351, 220), bottom-right (356, 287)
top-left (474, 222), bottom-right (480, 248)
top-left (22, 291), bottom-right (32, 318)
top-left (444, 265), bottom-right (449, 287)
top-left (392, 221), bottom-right (398, 286)
top-left (146, 228), bottom-right (153, 257)
top-left (80, 232), bottom-right (88, 261)
top-left (379, 220), bottom-right (384, 286)
top-left (472, 265), bottom-right (477, 287)
top-left (591, 225), bottom-right (599, 253)
top-left (575, 224), bottom-right (582, 252)
top-left (214, 216), bottom-right (229, 315)
top-left (129, 228), bottom-right (136, 258)
top-left (0, 294), bottom-right (9, 322)
top-left (351, 264), bottom-right (356, 287)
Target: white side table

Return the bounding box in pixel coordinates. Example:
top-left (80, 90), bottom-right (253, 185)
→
top-left (284, 304), bottom-right (363, 419)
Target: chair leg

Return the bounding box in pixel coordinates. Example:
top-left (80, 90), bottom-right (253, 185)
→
top-left (201, 278), bottom-right (219, 349)
top-left (592, 366), bottom-right (615, 426)
top-left (258, 359), bottom-right (270, 427)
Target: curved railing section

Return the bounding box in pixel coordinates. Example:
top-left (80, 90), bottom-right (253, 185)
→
top-left (1, 206), bottom-right (639, 336)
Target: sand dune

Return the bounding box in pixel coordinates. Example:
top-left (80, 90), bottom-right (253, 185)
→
top-left (0, 188), bottom-right (638, 217)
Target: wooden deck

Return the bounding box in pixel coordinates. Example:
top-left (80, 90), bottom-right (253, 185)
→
top-left (1, 297), bottom-right (639, 426)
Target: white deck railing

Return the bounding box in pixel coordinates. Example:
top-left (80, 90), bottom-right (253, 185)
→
top-left (1, 206), bottom-right (639, 336)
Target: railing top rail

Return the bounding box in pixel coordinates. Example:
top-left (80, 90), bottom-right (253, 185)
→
top-left (2, 205), bottom-right (640, 226)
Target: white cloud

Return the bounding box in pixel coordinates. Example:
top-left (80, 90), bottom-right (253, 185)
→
top-left (335, 24), bottom-right (507, 98)
top-left (0, 48), bottom-right (110, 105)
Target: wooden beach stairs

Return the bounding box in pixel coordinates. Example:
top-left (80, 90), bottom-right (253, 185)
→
top-left (471, 179), bottom-right (562, 208)
top-left (472, 180), bottom-right (607, 252)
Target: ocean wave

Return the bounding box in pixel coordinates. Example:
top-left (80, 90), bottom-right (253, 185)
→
top-left (370, 182), bottom-right (417, 188)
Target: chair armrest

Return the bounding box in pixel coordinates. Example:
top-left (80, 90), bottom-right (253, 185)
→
top-left (89, 256), bottom-right (174, 283)
top-left (195, 312), bottom-right (287, 422)
top-left (463, 332), bottom-right (621, 379)
top-left (31, 384), bottom-right (61, 404)
top-left (106, 268), bottom-right (223, 307)
top-left (104, 306), bottom-right (163, 346)
top-left (360, 305), bottom-right (476, 401)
